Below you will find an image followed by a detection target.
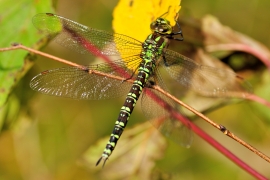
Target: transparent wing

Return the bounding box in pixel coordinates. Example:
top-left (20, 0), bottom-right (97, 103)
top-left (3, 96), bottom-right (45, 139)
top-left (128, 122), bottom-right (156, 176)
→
top-left (162, 49), bottom-right (252, 97)
top-left (30, 57), bottom-right (142, 100)
top-left (32, 13), bottom-right (142, 56)
top-left (141, 87), bottom-right (193, 147)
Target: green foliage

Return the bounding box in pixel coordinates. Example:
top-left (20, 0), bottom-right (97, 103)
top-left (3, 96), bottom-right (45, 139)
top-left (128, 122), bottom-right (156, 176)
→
top-left (0, 0), bottom-right (54, 106)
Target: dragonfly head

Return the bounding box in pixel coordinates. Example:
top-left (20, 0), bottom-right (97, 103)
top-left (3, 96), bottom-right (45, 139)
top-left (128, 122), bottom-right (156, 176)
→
top-left (150, 17), bottom-right (172, 35)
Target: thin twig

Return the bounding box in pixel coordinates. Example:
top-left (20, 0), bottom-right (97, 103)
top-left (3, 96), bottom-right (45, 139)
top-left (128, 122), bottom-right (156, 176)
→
top-left (153, 85), bottom-right (270, 164)
top-left (0, 44), bottom-right (268, 179)
top-left (0, 44), bottom-right (82, 68)
top-left (172, 113), bottom-right (268, 180)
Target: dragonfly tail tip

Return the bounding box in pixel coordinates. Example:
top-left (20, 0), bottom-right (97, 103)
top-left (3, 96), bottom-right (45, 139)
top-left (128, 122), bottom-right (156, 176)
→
top-left (96, 156), bottom-right (108, 168)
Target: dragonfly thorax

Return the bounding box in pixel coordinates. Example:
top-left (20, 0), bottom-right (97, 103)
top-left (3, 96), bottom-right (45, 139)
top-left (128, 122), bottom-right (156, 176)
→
top-left (150, 17), bottom-right (173, 35)
top-left (141, 33), bottom-right (167, 61)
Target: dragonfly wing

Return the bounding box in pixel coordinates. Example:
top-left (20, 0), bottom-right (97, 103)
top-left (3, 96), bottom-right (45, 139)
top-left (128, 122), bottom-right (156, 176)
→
top-left (162, 49), bottom-right (252, 97)
top-left (141, 87), bottom-right (193, 147)
top-left (32, 13), bottom-right (142, 56)
top-left (30, 58), bottom-right (141, 100)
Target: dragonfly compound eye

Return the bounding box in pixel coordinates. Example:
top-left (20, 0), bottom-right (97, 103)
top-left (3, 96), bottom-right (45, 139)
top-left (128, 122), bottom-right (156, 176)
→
top-left (150, 18), bottom-right (172, 35)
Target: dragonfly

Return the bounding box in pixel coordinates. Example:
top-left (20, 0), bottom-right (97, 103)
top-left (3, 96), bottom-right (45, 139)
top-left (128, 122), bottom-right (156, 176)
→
top-left (30, 12), bottom-right (251, 167)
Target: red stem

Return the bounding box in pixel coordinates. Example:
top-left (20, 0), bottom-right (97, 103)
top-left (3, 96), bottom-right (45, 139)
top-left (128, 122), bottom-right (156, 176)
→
top-left (174, 113), bottom-right (267, 180)
top-left (145, 88), bottom-right (267, 179)
top-left (206, 44), bottom-right (270, 71)
top-left (68, 27), bottom-right (266, 179)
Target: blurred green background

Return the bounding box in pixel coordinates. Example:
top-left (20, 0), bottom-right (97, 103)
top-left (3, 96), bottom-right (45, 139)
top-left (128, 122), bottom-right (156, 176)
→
top-left (0, 0), bottom-right (270, 179)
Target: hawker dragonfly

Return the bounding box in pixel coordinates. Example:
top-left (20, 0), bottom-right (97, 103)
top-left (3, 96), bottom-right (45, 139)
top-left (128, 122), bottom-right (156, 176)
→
top-left (30, 12), bottom-right (251, 167)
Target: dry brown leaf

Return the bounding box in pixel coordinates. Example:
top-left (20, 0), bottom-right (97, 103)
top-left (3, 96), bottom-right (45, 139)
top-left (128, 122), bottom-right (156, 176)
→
top-left (82, 122), bottom-right (167, 180)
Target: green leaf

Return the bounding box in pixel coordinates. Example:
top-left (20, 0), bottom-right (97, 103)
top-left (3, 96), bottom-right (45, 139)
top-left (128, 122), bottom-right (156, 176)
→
top-left (252, 71), bottom-right (270, 123)
top-left (0, 0), bottom-right (54, 107)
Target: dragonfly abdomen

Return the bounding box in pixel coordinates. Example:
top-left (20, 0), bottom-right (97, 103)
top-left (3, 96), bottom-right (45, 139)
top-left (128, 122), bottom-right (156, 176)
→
top-left (96, 69), bottom-right (151, 166)
top-left (96, 33), bottom-right (168, 166)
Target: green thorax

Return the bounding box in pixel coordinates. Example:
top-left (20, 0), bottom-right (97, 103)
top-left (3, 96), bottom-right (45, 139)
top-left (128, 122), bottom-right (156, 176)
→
top-left (140, 17), bottom-right (173, 65)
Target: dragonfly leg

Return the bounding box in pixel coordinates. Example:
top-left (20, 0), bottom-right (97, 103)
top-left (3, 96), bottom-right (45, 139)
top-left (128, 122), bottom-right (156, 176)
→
top-left (162, 54), bottom-right (170, 67)
top-left (122, 73), bottom-right (134, 82)
top-left (121, 65), bottom-right (139, 82)
top-left (167, 21), bottom-right (184, 41)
